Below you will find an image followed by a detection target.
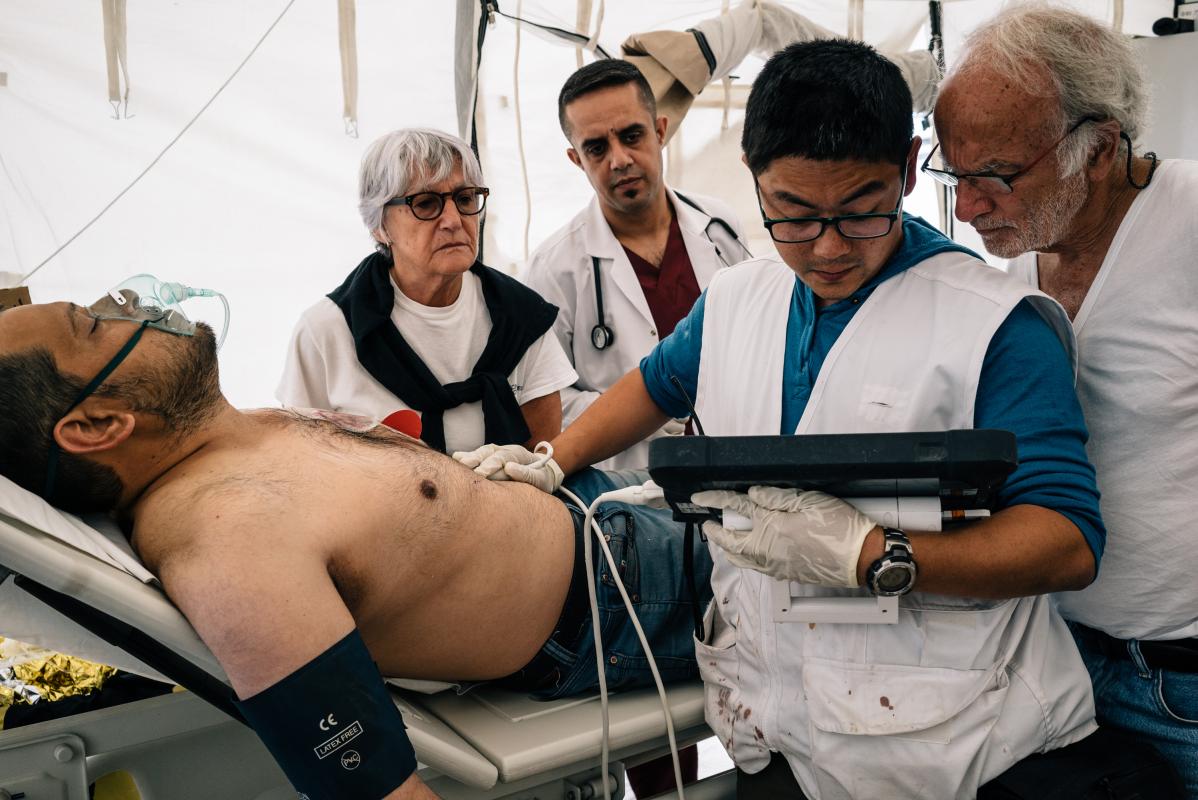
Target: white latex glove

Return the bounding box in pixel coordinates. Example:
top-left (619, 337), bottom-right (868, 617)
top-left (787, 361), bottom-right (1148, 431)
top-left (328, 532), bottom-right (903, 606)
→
top-left (451, 442), bottom-right (564, 494)
top-left (690, 487), bottom-right (878, 588)
top-left (660, 418), bottom-right (687, 437)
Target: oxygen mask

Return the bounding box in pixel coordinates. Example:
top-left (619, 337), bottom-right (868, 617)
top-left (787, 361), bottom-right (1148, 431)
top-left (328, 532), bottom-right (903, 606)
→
top-left (86, 273), bottom-right (230, 349)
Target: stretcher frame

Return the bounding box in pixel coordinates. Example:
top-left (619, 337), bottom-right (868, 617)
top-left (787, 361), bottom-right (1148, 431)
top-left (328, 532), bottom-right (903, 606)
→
top-left (0, 509), bottom-right (732, 799)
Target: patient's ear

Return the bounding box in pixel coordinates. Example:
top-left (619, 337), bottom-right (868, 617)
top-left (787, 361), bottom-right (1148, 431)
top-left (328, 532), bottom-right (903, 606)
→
top-left (53, 402), bottom-right (137, 455)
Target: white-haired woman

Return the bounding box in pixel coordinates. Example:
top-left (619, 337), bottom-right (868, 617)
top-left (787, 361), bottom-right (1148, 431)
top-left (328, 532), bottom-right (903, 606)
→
top-left (278, 128), bottom-right (576, 453)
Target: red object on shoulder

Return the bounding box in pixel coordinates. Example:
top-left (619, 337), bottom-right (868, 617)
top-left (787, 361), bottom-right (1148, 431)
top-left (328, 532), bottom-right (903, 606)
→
top-left (382, 409), bottom-right (422, 439)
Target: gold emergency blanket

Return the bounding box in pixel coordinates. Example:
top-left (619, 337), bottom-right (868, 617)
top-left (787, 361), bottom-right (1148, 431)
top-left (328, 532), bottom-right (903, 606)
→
top-left (0, 636), bottom-right (115, 708)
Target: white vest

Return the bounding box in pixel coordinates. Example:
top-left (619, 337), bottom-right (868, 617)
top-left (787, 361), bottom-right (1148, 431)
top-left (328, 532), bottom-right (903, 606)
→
top-left (693, 253), bottom-right (1095, 800)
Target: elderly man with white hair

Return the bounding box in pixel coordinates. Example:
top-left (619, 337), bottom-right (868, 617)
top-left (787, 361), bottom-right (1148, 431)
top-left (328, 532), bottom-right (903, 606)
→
top-left (932, 6), bottom-right (1198, 795)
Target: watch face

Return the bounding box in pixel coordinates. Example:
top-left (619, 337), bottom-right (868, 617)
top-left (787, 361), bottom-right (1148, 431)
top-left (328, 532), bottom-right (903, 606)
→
top-left (877, 567), bottom-right (911, 592)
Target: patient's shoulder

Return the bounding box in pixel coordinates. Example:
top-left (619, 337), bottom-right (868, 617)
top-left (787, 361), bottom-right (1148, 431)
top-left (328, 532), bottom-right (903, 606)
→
top-left (132, 466), bottom-right (318, 574)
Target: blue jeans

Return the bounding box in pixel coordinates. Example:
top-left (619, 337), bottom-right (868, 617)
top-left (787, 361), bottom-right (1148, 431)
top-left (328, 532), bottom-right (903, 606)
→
top-left (505, 468), bottom-right (713, 700)
top-left (1071, 622), bottom-right (1198, 798)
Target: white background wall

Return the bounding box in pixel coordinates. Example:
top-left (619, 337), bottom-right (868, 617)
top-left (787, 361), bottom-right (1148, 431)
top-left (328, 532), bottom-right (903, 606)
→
top-left (0, 0), bottom-right (1177, 407)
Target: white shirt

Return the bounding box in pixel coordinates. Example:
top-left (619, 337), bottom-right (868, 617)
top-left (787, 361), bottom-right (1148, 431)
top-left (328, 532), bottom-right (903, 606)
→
top-left (1009, 159), bottom-right (1198, 641)
top-left (277, 270), bottom-right (577, 454)
top-left (521, 186), bottom-right (747, 470)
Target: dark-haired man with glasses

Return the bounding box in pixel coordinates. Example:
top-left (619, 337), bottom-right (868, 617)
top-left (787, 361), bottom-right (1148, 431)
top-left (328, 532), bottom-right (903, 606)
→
top-left (459, 40), bottom-right (1140, 799)
top-left (279, 127), bottom-right (577, 455)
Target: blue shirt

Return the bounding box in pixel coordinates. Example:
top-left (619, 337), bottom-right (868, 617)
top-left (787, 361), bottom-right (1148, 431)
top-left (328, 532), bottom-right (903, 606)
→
top-left (640, 215), bottom-right (1104, 561)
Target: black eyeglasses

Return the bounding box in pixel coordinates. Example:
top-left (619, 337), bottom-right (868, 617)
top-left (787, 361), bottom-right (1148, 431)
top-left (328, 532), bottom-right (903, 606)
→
top-left (921, 117), bottom-right (1100, 195)
top-left (385, 186), bottom-right (489, 221)
top-left (758, 166), bottom-right (907, 244)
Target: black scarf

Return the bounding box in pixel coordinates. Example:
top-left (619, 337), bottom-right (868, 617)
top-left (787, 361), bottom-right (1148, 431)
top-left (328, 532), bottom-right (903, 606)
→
top-left (328, 252), bottom-right (558, 452)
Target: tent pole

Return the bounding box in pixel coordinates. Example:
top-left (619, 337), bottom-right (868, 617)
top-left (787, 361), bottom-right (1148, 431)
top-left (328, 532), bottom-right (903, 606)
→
top-left (454, 0), bottom-right (487, 152)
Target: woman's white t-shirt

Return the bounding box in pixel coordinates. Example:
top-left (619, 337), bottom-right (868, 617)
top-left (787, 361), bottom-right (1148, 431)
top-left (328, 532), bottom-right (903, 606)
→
top-left (277, 270), bottom-right (577, 454)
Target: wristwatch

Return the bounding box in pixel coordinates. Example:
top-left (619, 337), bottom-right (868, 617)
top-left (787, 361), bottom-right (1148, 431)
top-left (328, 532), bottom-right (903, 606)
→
top-left (866, 527), bottom-right (918, 597)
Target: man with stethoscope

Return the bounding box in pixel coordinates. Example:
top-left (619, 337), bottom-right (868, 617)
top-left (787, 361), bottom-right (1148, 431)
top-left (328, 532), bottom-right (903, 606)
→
top-left (521, 58), bottom-right (749, 471)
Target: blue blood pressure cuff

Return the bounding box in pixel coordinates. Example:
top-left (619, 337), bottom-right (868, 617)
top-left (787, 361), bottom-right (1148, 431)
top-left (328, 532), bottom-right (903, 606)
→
top-left (235, 629), bottom-right (417, 800)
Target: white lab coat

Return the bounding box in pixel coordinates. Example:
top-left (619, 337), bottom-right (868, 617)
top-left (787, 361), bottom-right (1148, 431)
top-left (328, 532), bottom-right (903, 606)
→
top-left (692, 253), bottom-right (1094, 799)
top-left (521, 186), bottom-right (748, 470)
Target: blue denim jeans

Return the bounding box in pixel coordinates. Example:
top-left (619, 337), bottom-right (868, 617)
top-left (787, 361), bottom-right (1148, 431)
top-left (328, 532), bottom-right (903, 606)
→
top-left (508, 468), bottom-right (713, 701)
top-left (1071, 623), bottom-right (1198, 798)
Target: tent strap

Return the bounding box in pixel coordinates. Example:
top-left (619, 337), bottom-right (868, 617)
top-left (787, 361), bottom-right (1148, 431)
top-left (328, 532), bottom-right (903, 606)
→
top-left (102, 0), bottom-right (130, 118)
top-left (491, 1), bottom-right (612, 58)
top-left (338, 0), bottom-right (359, 137)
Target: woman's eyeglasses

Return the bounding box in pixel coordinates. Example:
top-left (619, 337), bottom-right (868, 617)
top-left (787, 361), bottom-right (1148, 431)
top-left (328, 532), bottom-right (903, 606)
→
top-left (386, 187), bottom-right (489, 221)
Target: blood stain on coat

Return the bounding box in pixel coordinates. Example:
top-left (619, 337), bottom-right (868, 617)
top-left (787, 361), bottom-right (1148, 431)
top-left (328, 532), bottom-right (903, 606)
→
top-left (742, 707), bottom-right (751, 720)
top-left (716, 686), bottom-right (746, 734)
top-left (754, 726), bottom-right (765, 741)
top-left (808, 622), bottom-right (816, 630)
top-left (880, 695), bottom-right (895, 710)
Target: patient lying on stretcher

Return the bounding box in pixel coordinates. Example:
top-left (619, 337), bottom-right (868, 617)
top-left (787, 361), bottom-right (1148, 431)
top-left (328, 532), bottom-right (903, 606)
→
top-left (0, 301), bottom-right (711, 800)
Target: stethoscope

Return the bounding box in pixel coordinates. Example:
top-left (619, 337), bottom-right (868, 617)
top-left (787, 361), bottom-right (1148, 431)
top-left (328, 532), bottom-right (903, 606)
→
top-left (591, 193), bottom-right (752, 351)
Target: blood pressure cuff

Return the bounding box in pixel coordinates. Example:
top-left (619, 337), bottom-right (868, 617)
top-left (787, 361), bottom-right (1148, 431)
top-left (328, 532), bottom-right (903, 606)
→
top-left (235, 629), bottom-right (417, 800)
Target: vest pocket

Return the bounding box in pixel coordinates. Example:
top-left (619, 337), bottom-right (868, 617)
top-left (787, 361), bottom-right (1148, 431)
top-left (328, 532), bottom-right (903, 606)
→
top-left (695, 602), bottom-right (757, 756)
top-left (802, 658), bottom-right (1004, 737)
top-left (800, 659), bottom-right (1011, 798)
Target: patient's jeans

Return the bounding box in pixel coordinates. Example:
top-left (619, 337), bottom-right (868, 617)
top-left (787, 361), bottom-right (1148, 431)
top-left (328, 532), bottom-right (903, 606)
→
top-left (1071, 622), bottom-right (1198, 798)
top-left (502, 468), bottom-right (714, 701)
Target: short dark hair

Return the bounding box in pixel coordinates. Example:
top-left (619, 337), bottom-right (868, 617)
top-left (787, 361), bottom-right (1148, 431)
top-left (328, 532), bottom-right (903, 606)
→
top-left (558, 59), bottom-right (657, 139)
top-left (0, 349), bottom-right (124, 513)
top-left (742, 39), bottom-right (913, 175)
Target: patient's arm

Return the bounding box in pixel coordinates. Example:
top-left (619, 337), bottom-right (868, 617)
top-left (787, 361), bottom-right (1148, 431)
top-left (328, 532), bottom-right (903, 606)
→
top-left (148, 513), bottom-right (435, 799)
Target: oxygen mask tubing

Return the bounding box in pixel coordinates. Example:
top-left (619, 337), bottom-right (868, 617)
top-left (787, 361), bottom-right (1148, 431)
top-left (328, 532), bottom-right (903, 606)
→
top-left (86, 274), bottom-right (230, 350)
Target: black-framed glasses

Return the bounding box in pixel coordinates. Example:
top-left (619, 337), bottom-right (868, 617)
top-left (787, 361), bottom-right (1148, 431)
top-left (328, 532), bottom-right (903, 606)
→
top-left (385, 186), bottom-right (489, 221)
top-left (757, 166), bottom-right (907, 244)
top-left (921, 116), bottom-right (1100, 195)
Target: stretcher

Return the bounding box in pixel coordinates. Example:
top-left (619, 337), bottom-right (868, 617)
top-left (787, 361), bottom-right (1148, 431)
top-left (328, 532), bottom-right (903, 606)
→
top-left (0, 475), bottom-right (730, 799)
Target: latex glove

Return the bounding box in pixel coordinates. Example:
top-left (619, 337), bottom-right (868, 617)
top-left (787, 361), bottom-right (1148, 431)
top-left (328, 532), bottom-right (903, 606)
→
top-left (690, 487), bottom-right (877, 588)
top-left (660, 417), bottom-right (687, 437)
top-left (451, 442), bottom-right (564, 494)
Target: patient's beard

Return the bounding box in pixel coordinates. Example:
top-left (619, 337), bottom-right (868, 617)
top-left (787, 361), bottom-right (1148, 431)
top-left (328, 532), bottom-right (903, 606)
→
top-left (111, 322), bottom-right (223, 436)
top-left (982, 169), bottom-right (1089, 259)
top-left (52, 455), bottom-right (124, 515)
top-left (50, 325), bottom-right (221, 514)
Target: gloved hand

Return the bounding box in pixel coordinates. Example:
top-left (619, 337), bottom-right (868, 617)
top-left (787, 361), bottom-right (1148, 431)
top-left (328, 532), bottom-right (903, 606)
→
top-left (451, 442), bottom-right (564, 494)
top-left (690, 487), bottom-right (878, 587)
top-left (660, 417), bottom-right (688, 437)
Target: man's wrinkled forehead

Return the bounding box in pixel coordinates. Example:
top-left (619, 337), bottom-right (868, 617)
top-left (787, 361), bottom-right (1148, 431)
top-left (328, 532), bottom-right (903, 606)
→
top-left (936, 72), bottom-right (1059, 171)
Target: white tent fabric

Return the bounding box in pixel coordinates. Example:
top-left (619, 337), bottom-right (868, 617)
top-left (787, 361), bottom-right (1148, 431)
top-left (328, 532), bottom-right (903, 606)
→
top-left (0, 0), bottom-right (1174, 407)
top-left (693, 1), bottom-right (939, 112)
